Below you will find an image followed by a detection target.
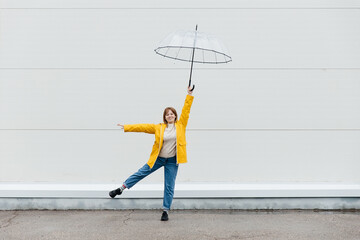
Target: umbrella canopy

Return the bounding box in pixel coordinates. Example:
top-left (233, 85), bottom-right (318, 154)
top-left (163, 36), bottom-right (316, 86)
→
top-left (154, 29), bottom-right (232, 64)
top-left (154, 25), bottom-right (232, 90)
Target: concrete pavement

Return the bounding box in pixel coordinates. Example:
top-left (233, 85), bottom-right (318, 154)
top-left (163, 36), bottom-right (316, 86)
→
top-left (1, 210), bottom-right (360, 240)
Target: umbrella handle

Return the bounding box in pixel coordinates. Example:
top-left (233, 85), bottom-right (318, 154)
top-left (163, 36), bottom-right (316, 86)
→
top-left (188, 61), bottom-right (195, 91)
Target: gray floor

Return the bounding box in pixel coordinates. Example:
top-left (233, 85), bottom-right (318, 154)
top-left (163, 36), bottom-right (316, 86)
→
top-left (1, 210), bottom-right (360, 240)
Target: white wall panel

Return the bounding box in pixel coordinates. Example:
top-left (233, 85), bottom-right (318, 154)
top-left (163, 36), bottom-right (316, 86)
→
top-left (1, 0), bottom-right (360, 9)
top-left (0, 9), bottom-right (359, 68)
top-left (0, 130), bottom-right (359, 183)
top-left (1, 69), bottom-right (359, 129)
top-left (0, 1), bottom-right (359, 193)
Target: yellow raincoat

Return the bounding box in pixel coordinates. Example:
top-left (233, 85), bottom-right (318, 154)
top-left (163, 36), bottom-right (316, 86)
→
top-left (124, 94), bottom-right (194, 168)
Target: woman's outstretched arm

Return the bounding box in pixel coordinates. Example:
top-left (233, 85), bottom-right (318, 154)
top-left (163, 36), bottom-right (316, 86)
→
top-left (117, 123), bottom-right (156, 134)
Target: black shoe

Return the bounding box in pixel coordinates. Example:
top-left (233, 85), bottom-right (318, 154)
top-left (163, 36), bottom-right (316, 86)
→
top-left (109, 188), bottom-right (122, 198)
top-left (161, 211), bottom-right (169, 221)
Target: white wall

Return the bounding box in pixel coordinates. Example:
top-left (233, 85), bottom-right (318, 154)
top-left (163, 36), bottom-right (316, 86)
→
top-left (1, 1), bottom-right (360, 188)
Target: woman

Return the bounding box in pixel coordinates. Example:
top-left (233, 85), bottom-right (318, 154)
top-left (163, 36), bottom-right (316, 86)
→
top-left (109, 87), bottom-right (194, 221)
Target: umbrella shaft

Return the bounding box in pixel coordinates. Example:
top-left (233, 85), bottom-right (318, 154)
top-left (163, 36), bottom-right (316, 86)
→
top-left (189, 24), bottom-right (198, 89)
top-left (189, 48), bottom-right (195, 87)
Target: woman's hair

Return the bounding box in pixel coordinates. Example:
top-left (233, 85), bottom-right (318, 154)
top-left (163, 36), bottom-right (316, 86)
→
top-left (163, 107), bottom-right (178, 124)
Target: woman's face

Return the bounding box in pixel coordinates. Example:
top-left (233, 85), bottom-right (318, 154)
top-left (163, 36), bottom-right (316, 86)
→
top-left (165, 110), bottom-right (176, 124)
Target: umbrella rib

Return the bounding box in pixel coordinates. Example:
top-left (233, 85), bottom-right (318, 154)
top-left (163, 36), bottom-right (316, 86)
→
top-left (190, 31), bottom-right (196, 61)
top-left (164, 46), bottom-right (170, 58)
top-left (177, 31), bottom-right (188, 61)
top-left (205, 33), bottom-right (215, 63)
top-left (165, 31), bottom-right (179, 58)
top-left (175, 46), bottom-right (182, 60)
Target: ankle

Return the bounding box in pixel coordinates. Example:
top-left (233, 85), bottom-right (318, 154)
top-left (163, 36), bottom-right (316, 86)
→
top-left (120, 184), bottom-right (127, 191)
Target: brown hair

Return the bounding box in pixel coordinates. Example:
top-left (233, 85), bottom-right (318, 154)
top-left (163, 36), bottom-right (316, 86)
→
top-left (163, 107), bottom-right (178, 124)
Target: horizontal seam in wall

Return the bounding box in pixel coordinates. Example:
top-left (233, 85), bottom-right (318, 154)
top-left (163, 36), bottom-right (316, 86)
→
top-left (1, 68), bottom-right (360, 70)
top-left (1, 8), bottom-right (360, 10)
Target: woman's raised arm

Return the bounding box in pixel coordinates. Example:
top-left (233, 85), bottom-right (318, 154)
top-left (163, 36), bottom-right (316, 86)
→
top-left (178, 87), bottom-right (195, 128)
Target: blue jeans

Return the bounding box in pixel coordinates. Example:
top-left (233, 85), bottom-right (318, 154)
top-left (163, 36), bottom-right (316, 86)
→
top-left (124, 156), bottom-right (179, 210)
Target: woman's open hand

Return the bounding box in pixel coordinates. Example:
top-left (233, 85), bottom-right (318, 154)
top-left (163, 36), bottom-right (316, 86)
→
top-left (117, 124), bottom-right (124, 129)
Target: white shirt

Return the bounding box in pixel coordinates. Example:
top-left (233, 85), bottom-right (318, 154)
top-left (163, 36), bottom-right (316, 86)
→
top-left (159, 123), bottom-right (176, 158)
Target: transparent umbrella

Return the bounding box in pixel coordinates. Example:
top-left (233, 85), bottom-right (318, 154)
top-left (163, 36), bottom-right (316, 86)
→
top-left (154, 25), bottom-right (232, 90)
